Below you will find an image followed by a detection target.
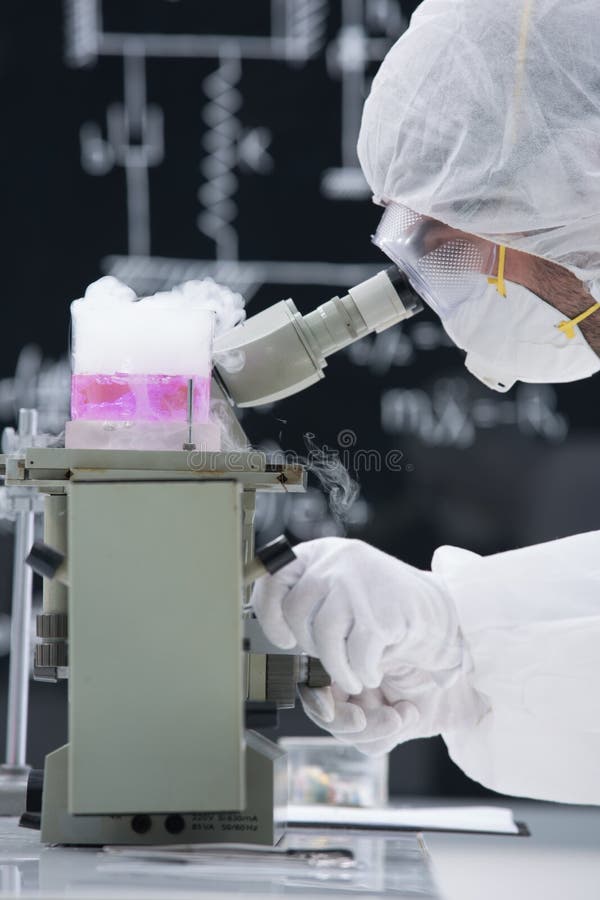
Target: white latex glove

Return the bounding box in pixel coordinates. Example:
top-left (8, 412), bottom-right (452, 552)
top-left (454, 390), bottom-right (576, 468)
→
top-left (252, 538), bottom-right (488, 755)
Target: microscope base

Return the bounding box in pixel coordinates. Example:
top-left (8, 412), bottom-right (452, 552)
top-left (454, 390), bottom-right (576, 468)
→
top-left (39, 732), bottom-right (286, 846)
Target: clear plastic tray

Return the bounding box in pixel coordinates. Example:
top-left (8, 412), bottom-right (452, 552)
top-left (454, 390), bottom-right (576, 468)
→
top-left (279, 736), bottom-right (388, 808)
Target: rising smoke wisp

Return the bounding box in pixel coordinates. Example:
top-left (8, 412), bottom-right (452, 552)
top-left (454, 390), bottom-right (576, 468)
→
top-left (302, 432), bottom-right (360, 525)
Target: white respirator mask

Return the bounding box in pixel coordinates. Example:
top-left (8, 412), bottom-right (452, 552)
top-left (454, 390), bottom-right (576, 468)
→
top-left (442, 279), bottom-right (600, 392)
top-left (373, 202), bottom-right (600, 392)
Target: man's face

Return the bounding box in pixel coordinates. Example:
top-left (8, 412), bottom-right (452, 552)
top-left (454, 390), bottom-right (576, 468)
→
top-left (503, 248), bottom-right (595, 319)
top-left (409, 216), bottom-right (593, 318)
top-left (405, 215), bottom-right (597, 345)
top-left (374, 203), bottom-right (600, 390)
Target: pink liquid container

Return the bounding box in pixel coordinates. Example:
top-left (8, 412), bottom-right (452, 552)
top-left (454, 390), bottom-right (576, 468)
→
top-left (65, 278), bottom-right (219, 451)
top-left (71, 373), bottom-right (211, 423)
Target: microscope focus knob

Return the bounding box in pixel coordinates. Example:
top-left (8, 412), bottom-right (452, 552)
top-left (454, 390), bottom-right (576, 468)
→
top-left (255, 536), bottom-right (296, 574)
top-left (243, 535), bottom-right (296, 588)
top-left (26, 541), bottom-right (69, 586)
top-left (304, 657), bottom-right (331, 689)
top-left (34, 613), bottom-right (69, 683)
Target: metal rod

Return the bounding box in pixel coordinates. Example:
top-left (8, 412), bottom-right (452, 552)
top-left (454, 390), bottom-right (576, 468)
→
top-left (5, 509), bottom-right (35, 769)
top-left (5, 410), bottom-right (37, 770)
top-left (182, 379), bottom-right (196, 451)
top-left (187, 378), bottom-right (194, 446)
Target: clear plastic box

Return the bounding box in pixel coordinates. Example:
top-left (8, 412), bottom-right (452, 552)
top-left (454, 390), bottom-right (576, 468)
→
top-left (279, 736), bottom-right (389, 808)
top-left (65, 278), bottom-right (218, 451)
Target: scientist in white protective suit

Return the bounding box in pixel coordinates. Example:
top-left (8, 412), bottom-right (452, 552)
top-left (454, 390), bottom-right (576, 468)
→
top-left (252, 0), bottom-right (600, 805)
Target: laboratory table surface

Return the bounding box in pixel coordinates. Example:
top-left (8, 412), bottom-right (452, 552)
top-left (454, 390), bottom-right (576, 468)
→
top-left (0, 800), bottom-right (596, 899)
top-left (426, 800), bottom-right (600, 900)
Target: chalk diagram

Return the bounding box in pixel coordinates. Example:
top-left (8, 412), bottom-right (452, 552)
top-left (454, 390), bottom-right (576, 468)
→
top-left (0, 1), bottom-right (568, 541)
top-left (67, 0), bottom-right (407, 299)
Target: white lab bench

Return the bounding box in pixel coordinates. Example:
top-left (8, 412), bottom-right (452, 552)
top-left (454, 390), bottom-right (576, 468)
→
top-left (0, 801), bottom-right (597, 898)
top-left (426, 801), bottom-right (600, 900)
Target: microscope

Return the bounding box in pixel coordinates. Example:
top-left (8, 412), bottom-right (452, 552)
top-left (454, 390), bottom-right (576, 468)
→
top-left (1, 267), bottom-right (420, 846)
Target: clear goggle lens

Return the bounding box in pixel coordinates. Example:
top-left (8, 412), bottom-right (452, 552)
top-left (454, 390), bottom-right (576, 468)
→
top-left (372, 203), bottom-right (498, 318)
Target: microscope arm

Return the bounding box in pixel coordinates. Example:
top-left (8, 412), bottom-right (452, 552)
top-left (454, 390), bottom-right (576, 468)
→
top-left (213, 266), bottom-right (422, 407)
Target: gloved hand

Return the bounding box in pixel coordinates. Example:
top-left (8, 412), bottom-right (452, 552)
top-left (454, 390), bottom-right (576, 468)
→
top-left (252, 538), bottom-right (488, 755)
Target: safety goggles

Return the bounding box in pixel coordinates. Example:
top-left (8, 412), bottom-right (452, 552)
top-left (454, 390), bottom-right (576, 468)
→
top-left (372, 203), bottom-right (503, 318)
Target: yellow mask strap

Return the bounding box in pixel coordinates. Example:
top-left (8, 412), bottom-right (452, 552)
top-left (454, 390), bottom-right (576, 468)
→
top-left (487, 245), bottom-right (507, 297)
top-left (557, 302), bottom-right (600, 340)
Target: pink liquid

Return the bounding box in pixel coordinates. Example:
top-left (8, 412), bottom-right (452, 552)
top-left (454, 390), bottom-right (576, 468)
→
top-left (71, 373), bottom-right (211, 423)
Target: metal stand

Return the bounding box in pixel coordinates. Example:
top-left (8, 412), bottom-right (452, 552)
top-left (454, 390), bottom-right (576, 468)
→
top-left (0, 410), bottom-right (40, 814)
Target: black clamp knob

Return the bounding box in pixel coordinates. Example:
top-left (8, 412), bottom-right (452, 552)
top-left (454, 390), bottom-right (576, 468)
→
top-left (255, 536), bottom-right (296, 576)
top-left (26, 542), bottom-right (65, 580)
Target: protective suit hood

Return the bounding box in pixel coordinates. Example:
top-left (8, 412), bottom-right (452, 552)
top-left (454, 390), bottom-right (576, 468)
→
top-left (357, 0), bottom-right (600, 300)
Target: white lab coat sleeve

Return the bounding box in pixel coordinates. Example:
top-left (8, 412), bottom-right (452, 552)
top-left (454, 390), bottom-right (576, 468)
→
top-left (432, 531), bottom-right (600, 804)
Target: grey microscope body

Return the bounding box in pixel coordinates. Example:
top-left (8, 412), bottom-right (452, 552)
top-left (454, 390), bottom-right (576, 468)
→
top-left (10, 437), bottom-right (306, 846)
top-left (1, 267), bottom-right (419, 846)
